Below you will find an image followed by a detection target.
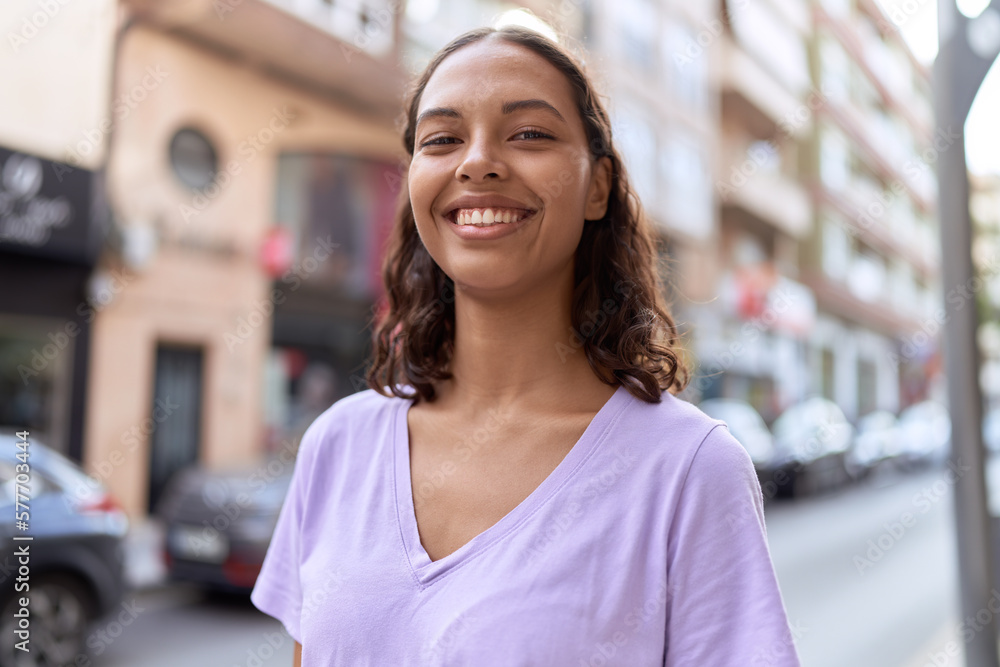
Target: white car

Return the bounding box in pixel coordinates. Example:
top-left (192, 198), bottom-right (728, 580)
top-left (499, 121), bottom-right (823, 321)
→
top-left (770, 398), bottom-right (855, 496)
top-left (847, 410), bottom-right (902, 479)
top-left (898, 401), bottom-right (951, 468)
top-left (699, 398), bottom-right (775, 469)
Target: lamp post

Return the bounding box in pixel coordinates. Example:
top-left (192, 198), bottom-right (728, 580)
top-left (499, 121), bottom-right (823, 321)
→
top-left (934, 1), bottom-right (1000, 664)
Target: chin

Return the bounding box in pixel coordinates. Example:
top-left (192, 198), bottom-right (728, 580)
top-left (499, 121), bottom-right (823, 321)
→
top-left (448, 268), bottom-right (525, 297)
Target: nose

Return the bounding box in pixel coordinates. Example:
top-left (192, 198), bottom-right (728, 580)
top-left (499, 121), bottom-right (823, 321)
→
top-left (456, 132), bottom-right (506, 182)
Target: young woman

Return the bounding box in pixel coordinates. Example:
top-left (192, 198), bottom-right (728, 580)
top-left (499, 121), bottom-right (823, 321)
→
top-left (252, 24), bottom-right (800, 667)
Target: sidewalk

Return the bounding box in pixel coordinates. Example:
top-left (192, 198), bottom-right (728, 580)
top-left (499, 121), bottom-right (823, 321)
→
top-left (901, 621), bottom-right (1000, 667)
top-left (122, 517), bottom-right (168, 591)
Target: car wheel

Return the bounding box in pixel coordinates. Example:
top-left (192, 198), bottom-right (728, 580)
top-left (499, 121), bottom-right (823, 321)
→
top-left (0, 573), bottom-right (95, 667)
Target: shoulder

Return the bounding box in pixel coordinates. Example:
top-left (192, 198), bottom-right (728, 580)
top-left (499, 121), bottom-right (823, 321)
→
top-left (621, 389), bottom-right (730, 453)
top-left (297, 387), bottom-right (407, 458)
top-left (616, 389), bottom-right (751, 483)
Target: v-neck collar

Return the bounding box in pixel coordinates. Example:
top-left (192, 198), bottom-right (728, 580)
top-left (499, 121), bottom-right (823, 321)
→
top-left (392, 384), bottom-right (631, 587)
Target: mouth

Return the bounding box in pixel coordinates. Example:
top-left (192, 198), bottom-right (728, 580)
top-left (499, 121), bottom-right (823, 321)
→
top-left (445, 207), bottom-right (538, 227)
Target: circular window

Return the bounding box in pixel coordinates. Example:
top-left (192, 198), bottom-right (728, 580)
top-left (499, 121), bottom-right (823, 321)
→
top-left (169, 127), bottom-right (218, 190)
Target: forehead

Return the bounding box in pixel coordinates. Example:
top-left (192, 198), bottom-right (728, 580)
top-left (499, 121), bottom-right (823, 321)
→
top-left (418, 38), bottom-right (577, 115)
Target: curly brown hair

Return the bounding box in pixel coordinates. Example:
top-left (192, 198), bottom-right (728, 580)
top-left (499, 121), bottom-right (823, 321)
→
top-left (366, 24), bottom-right (688, 404)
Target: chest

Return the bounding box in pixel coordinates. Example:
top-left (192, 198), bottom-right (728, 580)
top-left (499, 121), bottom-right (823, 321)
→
top-left (405, 408), bottom-right (594, 562)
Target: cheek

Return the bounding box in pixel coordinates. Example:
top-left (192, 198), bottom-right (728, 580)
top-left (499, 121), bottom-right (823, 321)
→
top-left (409, 162), bottom-right (454, 228)
top-left (535, 157), bottom-right (590, 212)
top-left (407, 167), bottom-right (430, 217)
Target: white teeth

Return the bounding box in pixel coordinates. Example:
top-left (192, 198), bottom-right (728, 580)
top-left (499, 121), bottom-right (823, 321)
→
top-left (453, 207), bottom-right (532, 226)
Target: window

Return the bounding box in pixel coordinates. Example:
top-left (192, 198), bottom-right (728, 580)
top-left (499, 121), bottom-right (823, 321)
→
top-left (848, 245), bottom-right (887, 303)
top-left (890, 260), bottom-right (917, 313)
top-left (169, 128), bottom-right (218, 191)
top-left (821, 348), bottom-right (836, 401)
top-left (729, 0), bottom-right (809, 93)
top-left (661, 134), bottom-right (713, 239)
top-left (0, 318), bottom-right (73, 455)
top-left (858, 358), bottom-right (877, 415)
top-left (820, 125), bottom-right (851, 192)
top-left (820, 38), bottom-right (850, 103)
top-left (664, 21), bottom-right (707, 112)
top-left (267, 0), bottom-right (396, 58)
top-left (274, 153), bottom-right (400, 300)
top-left (849, 60), bottom-right (879, 109)
top-left (615, 0), bottom-right (657, 70)
top-left (821, 0), bottom-right (852, 17)
top-left (613, 105), bottom-right (657, 208)
top-left (822, 217), bottom-right (851, 281)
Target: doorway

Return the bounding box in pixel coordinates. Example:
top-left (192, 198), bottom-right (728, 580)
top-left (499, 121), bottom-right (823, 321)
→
top-left (147, 344), bottom-right (203, 512)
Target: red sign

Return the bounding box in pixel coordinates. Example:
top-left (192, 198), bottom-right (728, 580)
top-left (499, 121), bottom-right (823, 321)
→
top-left (259, 226), bottom-right (294, 278)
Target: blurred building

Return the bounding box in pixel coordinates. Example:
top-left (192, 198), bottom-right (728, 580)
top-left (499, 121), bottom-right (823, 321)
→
top-left (972, 174), bottom-right (1000, 409)
top-left (0, 0), bottom-right (118, 462)
top-left (3, 0), bottom-right (407, 518)
top-left (686, 0), bottom-right (940, 423)
top-left (690, 0), bottom-right (817, 423)
top-left (801, 0), bottom-right (940, 420)
top-left (579, 0), bottom-right (720, 378)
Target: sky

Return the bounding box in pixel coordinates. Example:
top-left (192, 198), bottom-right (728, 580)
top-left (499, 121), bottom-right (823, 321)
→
top-left (875, 0), bottom-right (1000, 176)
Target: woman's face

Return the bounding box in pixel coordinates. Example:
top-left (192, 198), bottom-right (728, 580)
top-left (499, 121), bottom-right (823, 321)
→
top-left (408, 37), bottom-right (611, 298)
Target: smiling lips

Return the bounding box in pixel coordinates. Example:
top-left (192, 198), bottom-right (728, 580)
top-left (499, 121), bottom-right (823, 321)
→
top-left (450, 207), bottom-right (535, 226)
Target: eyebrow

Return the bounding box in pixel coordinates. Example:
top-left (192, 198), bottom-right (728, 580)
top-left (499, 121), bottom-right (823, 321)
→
top-left (415, 99), bottom-right (566, 129)
top-left (501, 99), bottom-right (565, 121)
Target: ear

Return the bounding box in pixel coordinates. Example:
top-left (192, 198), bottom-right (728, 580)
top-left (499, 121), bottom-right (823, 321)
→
top-left (584, 156), bottom-right (612, 221)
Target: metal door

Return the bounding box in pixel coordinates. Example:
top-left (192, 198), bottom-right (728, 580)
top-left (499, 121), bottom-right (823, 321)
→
top-left (148, 345), bottom-right (203, 512)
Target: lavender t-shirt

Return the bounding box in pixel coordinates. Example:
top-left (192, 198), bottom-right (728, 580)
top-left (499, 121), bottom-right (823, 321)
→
top-left (251, 384), bottom-right (801, 666)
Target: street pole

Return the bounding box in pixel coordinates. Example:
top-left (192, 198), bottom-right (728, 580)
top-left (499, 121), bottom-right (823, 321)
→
top-left (934, 1), bottom-right (1000, 664)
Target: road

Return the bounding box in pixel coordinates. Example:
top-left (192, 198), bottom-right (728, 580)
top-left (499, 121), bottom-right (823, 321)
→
top-left (95, 586), bottom-right (292, 667)
top-left (94, 464), bottom-right (976, 667)
top-left (765, 464), bottom-right (963, 667)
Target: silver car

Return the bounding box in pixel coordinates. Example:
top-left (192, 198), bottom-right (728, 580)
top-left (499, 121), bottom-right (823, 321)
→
top-left (0, 431), bottom-right (129, 667)
top-left (770, 398), bottom-right (855, 497)
top-left (698, 398), bottom-right (776, 470)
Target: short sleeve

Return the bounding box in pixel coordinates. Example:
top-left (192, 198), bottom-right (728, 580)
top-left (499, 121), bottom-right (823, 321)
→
top-left (250, 422), bottom-right (323, 644)
top-left (664, 424), bottom-right (801, 667)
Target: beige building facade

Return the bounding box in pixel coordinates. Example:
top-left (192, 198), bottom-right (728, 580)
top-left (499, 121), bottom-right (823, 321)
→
top-left (80, 1), bottom-right (405, 519)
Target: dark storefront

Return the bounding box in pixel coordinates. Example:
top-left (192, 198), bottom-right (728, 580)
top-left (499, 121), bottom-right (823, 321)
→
top-left (262, 152), bottom-right (399, 449)
top-left (0, 146), bottom-right (109, 461)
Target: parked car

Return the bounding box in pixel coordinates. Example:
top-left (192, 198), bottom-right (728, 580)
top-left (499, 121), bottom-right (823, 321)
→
top-left (699, 398), bottom-right (776, 474)
top-left (156, 458), bottom-right (293, 593)
top-left (846, 410), bottom-right (903, 479)
top-left (898, 401), bottom-right (951, 469)
top-left (984, 407), bottom-right (1000, 454)
top-left (769, 398), bottom-right (855, 497)
top-left (0, 431), bottom-right (128, 667)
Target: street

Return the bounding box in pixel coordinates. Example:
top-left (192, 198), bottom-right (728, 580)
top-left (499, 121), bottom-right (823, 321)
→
top-left (767, 464), bottom-right (962, 667)
top-left (92, 465), bottom-right (970, 667)
top-left (94, 586), bottom-right (292, 667)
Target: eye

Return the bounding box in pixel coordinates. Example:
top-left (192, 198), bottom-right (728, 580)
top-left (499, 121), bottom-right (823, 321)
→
top-left (514, 128), bottom-right (554, 141)
top-left (419, 135), bottom-right (459, 148)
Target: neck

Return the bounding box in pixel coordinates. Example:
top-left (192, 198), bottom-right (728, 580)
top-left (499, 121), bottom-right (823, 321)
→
top-left (435, 265), bottom-right (610, 412)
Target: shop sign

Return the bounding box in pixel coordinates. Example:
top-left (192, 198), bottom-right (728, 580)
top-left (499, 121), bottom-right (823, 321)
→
top-left (0, 146), bottom-right (103, 263)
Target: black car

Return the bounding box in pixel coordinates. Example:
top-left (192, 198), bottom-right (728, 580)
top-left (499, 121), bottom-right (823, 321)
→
top-left (155, 458), bottom-right (293, 594)
top-left (0, 431), bottom-right (128, 667)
